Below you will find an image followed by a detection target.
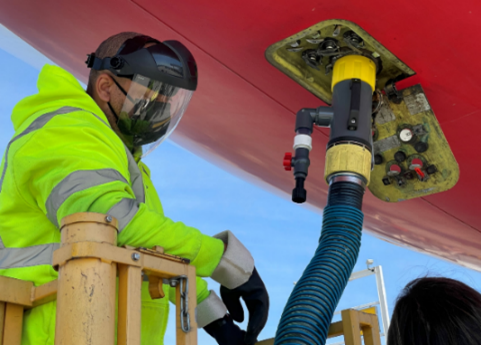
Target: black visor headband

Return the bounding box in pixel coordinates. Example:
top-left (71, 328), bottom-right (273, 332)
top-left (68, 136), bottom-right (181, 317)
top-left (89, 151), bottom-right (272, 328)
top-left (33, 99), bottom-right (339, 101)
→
top-left (86, 36), bottom-right (197, 91)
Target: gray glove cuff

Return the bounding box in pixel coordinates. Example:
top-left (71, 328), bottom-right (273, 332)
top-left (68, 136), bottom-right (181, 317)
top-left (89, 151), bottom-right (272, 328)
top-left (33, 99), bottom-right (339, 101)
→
top-left (211, 230), bottom-right (254, 289)
top-left (196, 290), bottom-right (228, 328)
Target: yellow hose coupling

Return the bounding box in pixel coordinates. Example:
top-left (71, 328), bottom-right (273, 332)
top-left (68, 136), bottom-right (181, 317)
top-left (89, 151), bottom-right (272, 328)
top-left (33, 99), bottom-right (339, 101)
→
top-left (324, 144), bottom-right (372, 185)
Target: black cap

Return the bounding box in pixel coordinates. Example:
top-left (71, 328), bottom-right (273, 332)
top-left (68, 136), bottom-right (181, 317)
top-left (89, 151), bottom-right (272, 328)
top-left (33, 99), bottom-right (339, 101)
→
top-left (292, 188), bottom-right (307, 203)
top-left (427, 165), bottom-right (438, 174)
top-left (292, 177), bottom-right (307, 203)
top-left (415, 142), bottom-right (429, 153)
top-left (374, 154), bottom-right (383, 165)
top-left (394, 151), bottom-right (407, 163)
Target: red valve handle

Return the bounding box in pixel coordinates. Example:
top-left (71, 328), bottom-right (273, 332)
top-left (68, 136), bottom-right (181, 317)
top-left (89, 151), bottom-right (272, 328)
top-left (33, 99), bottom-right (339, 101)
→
top-left (283, 152), bottom-right (293, 171)
top-left (415, 167), bottom-right (425, 180)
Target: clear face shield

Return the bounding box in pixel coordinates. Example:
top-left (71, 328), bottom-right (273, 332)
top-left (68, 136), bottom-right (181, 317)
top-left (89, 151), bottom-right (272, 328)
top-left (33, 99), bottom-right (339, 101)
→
top-left (116, 74), bottom-right (194, 157)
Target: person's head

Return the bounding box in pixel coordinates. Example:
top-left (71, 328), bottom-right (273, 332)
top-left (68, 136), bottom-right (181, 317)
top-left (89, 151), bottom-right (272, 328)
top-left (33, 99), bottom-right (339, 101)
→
top-left (388, 277), bottom-right (481, 345)
top-left (86, 32), bottom-right (198, 154)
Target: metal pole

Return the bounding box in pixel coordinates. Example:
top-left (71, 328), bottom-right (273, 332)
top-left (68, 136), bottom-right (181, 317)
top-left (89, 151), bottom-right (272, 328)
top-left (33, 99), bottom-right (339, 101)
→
top-left (349, 268), bottom-right (375, 281)
top-left (374, 266), bottom-right (390, 334)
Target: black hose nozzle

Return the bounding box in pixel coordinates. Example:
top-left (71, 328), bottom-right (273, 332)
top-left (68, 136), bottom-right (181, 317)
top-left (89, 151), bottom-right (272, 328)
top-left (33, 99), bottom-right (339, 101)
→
top-left (292, 148), bottom-right (310, 203)
top-left (292, 177), bottom-right (307, 203)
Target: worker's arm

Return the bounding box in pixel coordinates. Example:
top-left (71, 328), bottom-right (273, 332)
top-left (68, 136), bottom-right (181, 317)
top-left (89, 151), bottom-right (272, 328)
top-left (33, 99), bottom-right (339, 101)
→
top-left (209, 231), bottom-right (269, 345)
top-left (14, 111), bottom-right (267, 339)
top-left (13, 111), bottom-right (223, 277)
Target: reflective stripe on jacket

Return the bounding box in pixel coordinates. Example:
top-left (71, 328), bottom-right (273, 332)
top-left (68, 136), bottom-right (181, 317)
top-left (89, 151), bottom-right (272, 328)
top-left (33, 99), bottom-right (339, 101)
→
top-left (0, 64), bottom-right (224, 345)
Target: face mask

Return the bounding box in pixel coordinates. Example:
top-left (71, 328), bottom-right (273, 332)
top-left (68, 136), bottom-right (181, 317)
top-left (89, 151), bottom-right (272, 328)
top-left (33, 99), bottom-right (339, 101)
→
top-left (116, 101), bottom-right (171, 148)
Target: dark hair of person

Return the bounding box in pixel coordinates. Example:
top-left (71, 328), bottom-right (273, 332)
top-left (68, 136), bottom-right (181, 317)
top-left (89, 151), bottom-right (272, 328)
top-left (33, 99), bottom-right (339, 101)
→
top-left (86, 31), bottom-right (140, 94)
top-left (388, 277), bottom-right (481, 345)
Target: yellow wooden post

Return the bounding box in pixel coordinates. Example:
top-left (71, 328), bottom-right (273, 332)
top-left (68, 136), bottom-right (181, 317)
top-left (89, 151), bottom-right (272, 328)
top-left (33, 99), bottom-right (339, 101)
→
top-left (117, 264), bottom-right (142, 345)
top-left (360, 313), bottom-right (381, 345)
top-left (54, 213), bottom-right (118, 345)
top-left (3, 303), bottom-right (23, 345)
top-left (0, 275), bottom-right (33, 345)
top-left (0, 302), bottom-right (5, 345)
top-left (341, 309), bottom-right (362, 345)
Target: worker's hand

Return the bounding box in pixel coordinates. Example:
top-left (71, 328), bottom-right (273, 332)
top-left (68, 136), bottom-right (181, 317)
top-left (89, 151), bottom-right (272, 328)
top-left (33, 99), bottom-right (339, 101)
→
top-left (203, 314), bottom-right (247, 345)
top-left (220, 267), bottom-right (269, 344)
top-left (210, 230), bottom-right (269, 345)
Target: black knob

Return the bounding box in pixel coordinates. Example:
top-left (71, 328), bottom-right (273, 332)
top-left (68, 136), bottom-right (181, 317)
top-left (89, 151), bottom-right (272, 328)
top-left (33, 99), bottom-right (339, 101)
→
top-left (110, 57), bottom-right (124, 69)
top-left (394, 151), bottom-right (407, 163)
top-left (415, 142), bottom-right (429, 153)
top-left (382, 177), bottom-right (391, 186)
top-left (427, 165), bottom-right (437, 175)
top-left (374, 154), bottom-right (383, 165)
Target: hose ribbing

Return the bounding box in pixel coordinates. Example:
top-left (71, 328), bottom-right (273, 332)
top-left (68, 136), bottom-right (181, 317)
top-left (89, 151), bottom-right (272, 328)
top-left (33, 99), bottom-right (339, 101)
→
top-left (274, 182), bottom-right (364, 345)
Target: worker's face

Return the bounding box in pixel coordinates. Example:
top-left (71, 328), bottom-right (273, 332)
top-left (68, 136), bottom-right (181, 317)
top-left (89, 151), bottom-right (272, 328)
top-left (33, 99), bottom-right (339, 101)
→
top-left (109, 76), bottom-right (174, 117)
top-left (105, 73), bottom-right (193, 151)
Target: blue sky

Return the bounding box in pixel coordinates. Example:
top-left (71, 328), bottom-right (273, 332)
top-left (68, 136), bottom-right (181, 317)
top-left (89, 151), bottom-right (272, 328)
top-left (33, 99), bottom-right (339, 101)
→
top-left (1, 25), bottom-right (481, 344)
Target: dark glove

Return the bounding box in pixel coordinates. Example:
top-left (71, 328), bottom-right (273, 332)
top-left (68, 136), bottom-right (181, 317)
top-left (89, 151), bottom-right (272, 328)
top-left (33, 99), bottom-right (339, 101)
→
top-left (220, 267), bottom-right (269, 344)
top-left (204, 314), bottom-right (247, 345)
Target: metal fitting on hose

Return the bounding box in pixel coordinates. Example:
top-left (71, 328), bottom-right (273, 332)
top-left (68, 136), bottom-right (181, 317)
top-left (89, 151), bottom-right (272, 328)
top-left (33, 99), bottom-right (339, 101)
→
top-left (324, 55), bottom-right (376, 186)
top-left (328, 172), bottom-right (367, 188)
top-left (324, 144), bottom-right (372, 185)
top-left (284, 107), bottom-right (334, 203)
top-left (276, 53), bottom-right (376, 345)
top-left (283, 55), bottom-right (375, 201)
top-left (327, 173), bottom-right (367, 210)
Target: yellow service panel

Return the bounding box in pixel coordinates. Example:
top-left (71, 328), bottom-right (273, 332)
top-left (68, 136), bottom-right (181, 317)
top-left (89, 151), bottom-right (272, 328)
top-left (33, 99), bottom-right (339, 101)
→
top-left (369, 85), bottom-right (459, 202)
top-left (265, 19), bottom-right (415, 105)
top-left (265, 19), bottom-right (458, 202)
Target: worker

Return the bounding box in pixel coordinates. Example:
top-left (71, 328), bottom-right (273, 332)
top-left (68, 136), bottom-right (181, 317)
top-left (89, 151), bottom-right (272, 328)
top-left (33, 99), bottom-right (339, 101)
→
top-left (0, 32), bottom-right (269, 345)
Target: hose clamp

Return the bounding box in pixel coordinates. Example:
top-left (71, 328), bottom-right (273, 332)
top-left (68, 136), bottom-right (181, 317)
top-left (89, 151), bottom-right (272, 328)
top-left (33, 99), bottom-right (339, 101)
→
top-left (328, 173), bottom-right (367, 189)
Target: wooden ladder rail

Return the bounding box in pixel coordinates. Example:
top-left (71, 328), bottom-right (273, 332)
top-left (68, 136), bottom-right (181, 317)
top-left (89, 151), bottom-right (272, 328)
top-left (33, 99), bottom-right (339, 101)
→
top-left (257, 307), bottom-right (382, 345)
top-left (0, 212), bottom-right (198, 345)
top-left (0, 273), bottom-right (58, 345)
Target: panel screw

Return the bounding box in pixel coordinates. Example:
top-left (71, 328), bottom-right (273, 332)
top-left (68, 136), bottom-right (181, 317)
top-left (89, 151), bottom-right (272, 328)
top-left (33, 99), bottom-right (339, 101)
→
top-left (131, 253), bottom-right (140, 261)
top-left (105, 215), bottom-right (113, 223)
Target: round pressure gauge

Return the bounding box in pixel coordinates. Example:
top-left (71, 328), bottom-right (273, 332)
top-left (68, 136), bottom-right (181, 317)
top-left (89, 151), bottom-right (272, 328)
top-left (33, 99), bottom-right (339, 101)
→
top-left (399, 128), bottom-right (413, 142)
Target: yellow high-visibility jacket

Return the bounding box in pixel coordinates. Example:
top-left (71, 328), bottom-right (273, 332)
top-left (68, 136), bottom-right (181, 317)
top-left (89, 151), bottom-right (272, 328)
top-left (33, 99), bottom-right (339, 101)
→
top-left (0, 64), bottom-right (224, 344)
